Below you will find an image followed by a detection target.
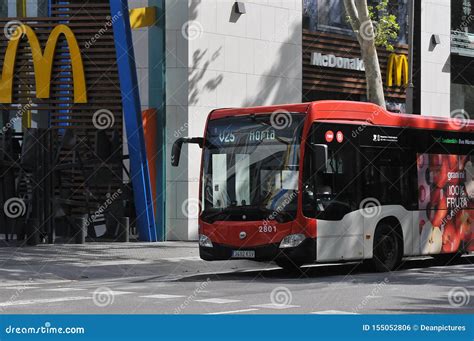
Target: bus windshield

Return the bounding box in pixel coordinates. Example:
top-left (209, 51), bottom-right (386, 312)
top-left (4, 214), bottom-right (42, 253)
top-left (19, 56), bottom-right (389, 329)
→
top-left (201, 113), bottom-right (306, 222)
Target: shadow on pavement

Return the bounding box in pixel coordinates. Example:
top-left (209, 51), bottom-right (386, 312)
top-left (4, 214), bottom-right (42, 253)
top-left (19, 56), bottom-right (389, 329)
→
top-left (175, 255), bottom-right (474, 283)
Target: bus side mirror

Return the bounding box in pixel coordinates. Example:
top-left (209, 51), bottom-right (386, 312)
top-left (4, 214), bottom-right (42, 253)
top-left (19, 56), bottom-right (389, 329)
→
top-left (171, 137), bottom-right (204, 167)
top-left (312, 144), bottom-right (328, 173)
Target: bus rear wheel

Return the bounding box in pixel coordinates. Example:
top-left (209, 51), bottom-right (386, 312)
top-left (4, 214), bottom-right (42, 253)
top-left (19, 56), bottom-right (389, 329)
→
top-left (372, 223), bottom-right (402, 272)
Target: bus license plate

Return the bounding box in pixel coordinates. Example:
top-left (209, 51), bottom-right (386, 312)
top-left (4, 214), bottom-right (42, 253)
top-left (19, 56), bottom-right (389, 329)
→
top-left (232, 250), bottom-right (255, 258)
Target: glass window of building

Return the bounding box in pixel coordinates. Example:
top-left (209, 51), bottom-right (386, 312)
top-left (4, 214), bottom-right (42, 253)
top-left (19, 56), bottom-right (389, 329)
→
top-left (303, 0), bottom-right (408, 44)
top-left (452, 0), bottom-right (474, 33)
top-left (303, 0), bottom-right (352, 34)
top-left (0, 1), bottom-right (48, 18)
top-left (0, 3), bottom-right (7, 17)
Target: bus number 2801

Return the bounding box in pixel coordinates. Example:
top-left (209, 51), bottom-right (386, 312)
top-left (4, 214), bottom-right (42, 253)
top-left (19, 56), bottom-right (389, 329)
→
top-left (258, 225), bottom-right (277, 233)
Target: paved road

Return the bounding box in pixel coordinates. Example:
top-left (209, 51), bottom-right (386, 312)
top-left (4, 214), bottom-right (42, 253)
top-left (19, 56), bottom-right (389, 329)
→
top-left (0, 242), bottom-right (473, 314)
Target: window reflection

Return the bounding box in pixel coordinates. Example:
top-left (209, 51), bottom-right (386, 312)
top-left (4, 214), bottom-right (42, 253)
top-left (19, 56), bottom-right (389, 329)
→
top-left (303, 0), bottom-right (408, 44)
top-left (0, 0), bottom-right (48, 18)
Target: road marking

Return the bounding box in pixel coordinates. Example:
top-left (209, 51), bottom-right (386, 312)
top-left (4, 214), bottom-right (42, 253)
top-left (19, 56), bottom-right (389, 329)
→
top-left (251, 303), bottom-right (300, 310)
top-left (311, 310), bottom-right (358, 315)
top-left (103, 291), bottom-right (134, 296)
top-left (4, 287), bottom-right (40, 290)
top-left (140, 294), bottom-right (185, 299)
top-left (113, 286), bottom-right (149, 291)
top-left (162, 256), bottom-right (202, 262)
top-left (0, 290), bottom-right (133, 307)
top-left (0, 296), bottom-right (90, 307)
top-left (71, 260), bottom-right (151, 267)
top-left (208, 308), bottom-right (259, 315)
top-left (195, 298), bottom-right (241, 304)
top-left (365, 295), bottom-right (382, 299)
top-left (45, 288), bottom-right (87, 292)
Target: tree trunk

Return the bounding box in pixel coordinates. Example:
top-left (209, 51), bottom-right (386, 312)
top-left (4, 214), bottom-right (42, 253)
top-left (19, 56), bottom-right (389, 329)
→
top-left (344, 0), bottom-right (387, 109)
top-left (360, 39), bottom-right (386, 108)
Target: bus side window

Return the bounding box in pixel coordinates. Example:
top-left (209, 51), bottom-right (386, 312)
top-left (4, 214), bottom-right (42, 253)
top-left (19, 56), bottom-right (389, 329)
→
top-left (362, 149), bottom-right (411, 207)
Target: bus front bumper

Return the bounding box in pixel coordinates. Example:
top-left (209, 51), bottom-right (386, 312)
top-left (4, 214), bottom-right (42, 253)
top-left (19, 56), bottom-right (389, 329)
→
top-left (199, 238), bottom-right (316, 263)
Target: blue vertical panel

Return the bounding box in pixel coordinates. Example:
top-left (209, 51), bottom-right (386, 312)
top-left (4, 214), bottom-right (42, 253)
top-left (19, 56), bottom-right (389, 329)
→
top-left (110, 0), bottom-right (157, 241)
top-left (54, 1), bottom-right (70, 132)
top-left (148, 0), bottom-right (166, 241)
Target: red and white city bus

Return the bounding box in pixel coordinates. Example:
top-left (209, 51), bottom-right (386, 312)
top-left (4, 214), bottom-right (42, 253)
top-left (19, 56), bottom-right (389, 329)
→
top-left (171, 101), bottom-right (474, 272)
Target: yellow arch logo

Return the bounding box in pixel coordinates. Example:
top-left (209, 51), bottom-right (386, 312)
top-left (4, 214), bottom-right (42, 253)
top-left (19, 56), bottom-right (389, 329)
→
top-left (0, 24), bottom-right (87, 104)
top-left (386, 53), bottom-right (408, 87)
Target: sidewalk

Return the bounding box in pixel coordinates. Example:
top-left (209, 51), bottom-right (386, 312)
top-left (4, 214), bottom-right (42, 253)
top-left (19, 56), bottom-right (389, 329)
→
top-left (0, 242), bottom-right (271, 285)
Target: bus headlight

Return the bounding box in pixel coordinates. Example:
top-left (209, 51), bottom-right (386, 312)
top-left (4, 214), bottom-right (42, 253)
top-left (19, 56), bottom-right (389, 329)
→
top-left (279, 234), bottom-right (306, 248)
top-left (199, 234), bottom-right (213, 248)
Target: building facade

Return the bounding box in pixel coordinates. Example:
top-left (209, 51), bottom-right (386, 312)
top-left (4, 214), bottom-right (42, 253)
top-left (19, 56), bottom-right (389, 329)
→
top-left (1, 0), bottom-right (472, 241)
top-left (148, 0), bottom-right (473, 241)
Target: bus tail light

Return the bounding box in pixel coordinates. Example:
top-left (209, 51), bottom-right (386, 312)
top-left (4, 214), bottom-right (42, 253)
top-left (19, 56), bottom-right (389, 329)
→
top-left (279, 234), bottom-right (306, 248)
top-left (199, 234), bottom-right (213, 248)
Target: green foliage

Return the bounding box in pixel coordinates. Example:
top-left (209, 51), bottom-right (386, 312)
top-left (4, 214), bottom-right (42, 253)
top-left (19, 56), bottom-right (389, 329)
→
top-left (368, 0), bottom-right (400, 51)
top-left (346, 0), bottom-right (400, 51)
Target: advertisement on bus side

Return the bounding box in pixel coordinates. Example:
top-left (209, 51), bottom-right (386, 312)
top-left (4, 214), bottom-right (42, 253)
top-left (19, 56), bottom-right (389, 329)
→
top-left (418, 154), bottom-right (474, 254)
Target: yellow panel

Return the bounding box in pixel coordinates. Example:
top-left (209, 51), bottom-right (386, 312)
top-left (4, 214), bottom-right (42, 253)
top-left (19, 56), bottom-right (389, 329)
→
top-left (0, 24), bottom-right (87, 104)
top-left (16, 0), bottom-right (26, 17)
top-left (129, 7), bottom-right (157, 29)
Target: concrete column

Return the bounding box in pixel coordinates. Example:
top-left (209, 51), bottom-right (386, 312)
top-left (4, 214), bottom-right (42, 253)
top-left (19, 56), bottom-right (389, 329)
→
top-left (165, 0), bottom-right (303, 241)
top-left (419, 0), bottom-right (451, 117)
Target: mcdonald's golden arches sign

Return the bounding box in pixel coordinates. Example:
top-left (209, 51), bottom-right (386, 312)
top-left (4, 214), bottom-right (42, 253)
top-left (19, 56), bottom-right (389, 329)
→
top-left (0, 24), bottom-right (87, 104)
top-left (386, 53), bottom-right (408, 87)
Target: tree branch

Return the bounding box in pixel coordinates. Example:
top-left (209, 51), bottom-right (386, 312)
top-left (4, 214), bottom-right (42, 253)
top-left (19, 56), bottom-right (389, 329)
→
top-left (354, 0), bottom-right (371, 24)
top-left (344, 0), bottom-right (361, 31)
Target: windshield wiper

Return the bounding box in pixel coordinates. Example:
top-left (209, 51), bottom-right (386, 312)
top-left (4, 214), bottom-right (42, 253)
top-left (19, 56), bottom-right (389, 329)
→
top-left (201, 207), bottom-right (238, 222)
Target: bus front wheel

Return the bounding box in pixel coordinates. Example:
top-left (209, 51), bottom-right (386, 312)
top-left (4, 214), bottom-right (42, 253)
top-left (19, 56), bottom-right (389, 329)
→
top-left (372, 223), bottom-right (403, 272)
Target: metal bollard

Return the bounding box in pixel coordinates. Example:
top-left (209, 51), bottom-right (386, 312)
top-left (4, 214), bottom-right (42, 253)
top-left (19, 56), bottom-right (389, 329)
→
top-left (73, 216), bottom-right (86, 244)
top-left (26, 219), bottom-right (40, 246)
top-left (117, 217), bottom-right (129, 242)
